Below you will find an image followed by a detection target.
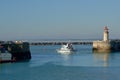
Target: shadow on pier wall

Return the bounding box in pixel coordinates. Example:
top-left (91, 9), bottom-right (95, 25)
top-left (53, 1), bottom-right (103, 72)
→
top-left (93, 48), bottom-right (120, 53)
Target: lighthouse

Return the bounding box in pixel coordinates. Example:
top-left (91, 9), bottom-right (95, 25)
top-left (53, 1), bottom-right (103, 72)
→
top-left (103, 26), bottom-right (109, 41)
top-left (93, 26), bottom-right (120, 52)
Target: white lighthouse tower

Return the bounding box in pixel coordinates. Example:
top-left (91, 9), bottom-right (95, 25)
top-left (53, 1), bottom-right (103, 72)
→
top-left (103, 26), bottom-right (109, 41)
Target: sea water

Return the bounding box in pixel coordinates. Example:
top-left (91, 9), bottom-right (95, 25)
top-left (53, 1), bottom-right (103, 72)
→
top-left (0, 45), bottom-right (120, 80)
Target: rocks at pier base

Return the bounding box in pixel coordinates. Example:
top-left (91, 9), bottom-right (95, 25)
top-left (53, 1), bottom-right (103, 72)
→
top-left (93, 48), bottom-right (111, 53)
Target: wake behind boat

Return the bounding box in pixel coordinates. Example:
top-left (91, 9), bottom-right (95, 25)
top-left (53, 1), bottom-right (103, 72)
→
top-left (57, 43), bottom-right (76, 54)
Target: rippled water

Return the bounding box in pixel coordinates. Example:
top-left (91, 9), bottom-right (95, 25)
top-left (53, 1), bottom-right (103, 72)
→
top-left (0, 45), bottom-right (120, 80)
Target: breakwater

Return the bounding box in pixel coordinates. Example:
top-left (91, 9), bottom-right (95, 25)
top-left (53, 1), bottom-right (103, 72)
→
top-left (29, 41), bottom-right (93, 45)
top-left (93, 27), bottom-right (120, 52)
top-left (0, 41), bottom-right (31, 62)
top-left (93, 40), bottom-right (120, 52)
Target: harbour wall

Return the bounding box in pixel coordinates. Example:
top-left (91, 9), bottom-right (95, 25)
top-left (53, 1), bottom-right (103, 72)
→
top-left (1, 41), bottom-right (31, 62)
top-left (93, 40), bottom-right (120, 51)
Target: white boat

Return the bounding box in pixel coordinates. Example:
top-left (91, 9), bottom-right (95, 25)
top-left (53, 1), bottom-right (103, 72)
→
top-left (57, 43), bottom-right (76, 54)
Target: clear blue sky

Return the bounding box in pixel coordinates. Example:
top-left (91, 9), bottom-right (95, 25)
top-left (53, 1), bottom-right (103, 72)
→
top-left (0, 0), bottom-right (120, 40)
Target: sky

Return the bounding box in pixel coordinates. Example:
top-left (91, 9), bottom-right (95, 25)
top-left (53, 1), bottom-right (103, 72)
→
top-left (0, 0), bottom-right (120, 40)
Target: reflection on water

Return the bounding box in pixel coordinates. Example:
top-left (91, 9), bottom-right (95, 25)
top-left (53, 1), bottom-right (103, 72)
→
top-left (92, 49), bottom-right (120, 67)
top-left (1, 45), bottom-right (120, 80)
top-left (30, 45), bottom-right (120, 67)
top-left (60, 54), bottom-right (71, 60)
top-left (93, 50), bottom-right (110, 67)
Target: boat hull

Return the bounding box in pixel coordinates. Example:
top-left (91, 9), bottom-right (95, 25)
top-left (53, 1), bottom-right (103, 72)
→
top-left (57, 49), bottom-right (76, 54)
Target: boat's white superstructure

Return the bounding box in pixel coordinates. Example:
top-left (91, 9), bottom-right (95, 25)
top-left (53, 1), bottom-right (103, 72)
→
top-left (57, 43), bottom-right (76, 54)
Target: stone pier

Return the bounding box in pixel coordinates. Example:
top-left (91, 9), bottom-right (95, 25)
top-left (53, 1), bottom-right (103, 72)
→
top-left (93, 26), bottom-right (120, 52)
top-left (1, 41), bottom-right (31, 62)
